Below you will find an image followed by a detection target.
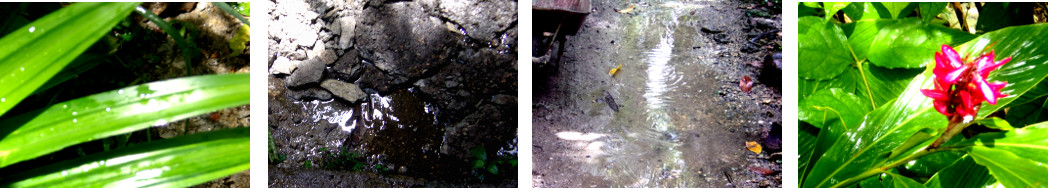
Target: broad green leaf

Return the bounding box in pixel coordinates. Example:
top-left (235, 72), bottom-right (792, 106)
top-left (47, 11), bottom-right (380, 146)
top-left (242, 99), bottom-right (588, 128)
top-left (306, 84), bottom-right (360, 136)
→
top-left (859, 175), bottom-right (888, 188)
top-left (798, 89), bottom-right (870, 186)
top-left (924, 156), bottom-right (996, 188)
top-left (802, 72), bottom-right (947, 188)
top-left (0, 74), bottom-right (249, 168)
top-left (957, 23), bottom-right (1048, 117)
top-left (799, 88), bottom-right (870, 129)
top-left (823, 2), bottom-right (850, 21)
top-left (887, 173), bottom-right (926, 188)
top-left (846, 18), bottom-right (975, 68)
top-left (953, 122), bottom-right (1048, 166)
top-left (1004, 98), bottom-right (1048, 128)
top-left (918, 3), bottom-right (948, 23)
top-left (856, 64), bottom-right (923, 107)
top-left (1006, 80), bottom-right (1048, 108)
top-left (905, 151), bottom-right (964, 178)
top-left (799, 122), bottom-right (819, 184)
top-left (880, 2), bottom-right (912, 19)
top-left (974, 117), bottom-right (1014, 131)
top-left (3, 127), bottom-right (249, 187)
top-left (802, 2), bottom-right (822, 9)
top-left (799, 71), bottom-right (856, 101)
top-left (842, 2), bottom-right (887, 22)
top-left (799, 16), bottom-right (853, 80)
top-left (0, 2), bottom-right (140, 116)
top-left (968, 147), bottom-right (1048, 188)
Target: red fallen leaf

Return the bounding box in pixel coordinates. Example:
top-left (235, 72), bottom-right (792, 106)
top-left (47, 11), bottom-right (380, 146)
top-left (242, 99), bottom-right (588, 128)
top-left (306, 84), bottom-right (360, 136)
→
top-left (748, 166), bottom-right (776, 175)
top-left (209, 112), bottom-right (221, 122)
top-left (740, 76), bottom-right (754, 93)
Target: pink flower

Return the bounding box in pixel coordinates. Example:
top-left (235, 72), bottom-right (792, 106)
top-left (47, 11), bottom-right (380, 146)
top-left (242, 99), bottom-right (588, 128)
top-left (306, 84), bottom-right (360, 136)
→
top-left (921, 44), bottom-right (1010, 119)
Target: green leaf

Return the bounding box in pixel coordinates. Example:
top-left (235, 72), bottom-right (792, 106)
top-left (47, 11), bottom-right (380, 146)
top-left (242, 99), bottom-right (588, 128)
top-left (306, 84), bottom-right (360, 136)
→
top-left (802, 2), bottom-right (822, 9)
top-left (918, 2), bottom-right (948, 23)
top-left (968, 147), bottom-right (1048, 188)
top-left (846, 18), bottom-right (976, 68)
top-left (802, 72), bottom-right (948, 188)
top-left (0, 2), bottom-right (140, 116)
top-left (905, 151), bottom-right (964, 178)
top-left (856, 64), bottom-right (923, 108)
top-left (887, 127), bottom-right (936, 159)
top-left (823, 2), bottom-right (851, 21)
top-left (953, 122), bottom-right (1048, 166)
top-left (887, 173), bottom-right (927, 188)
top-left (798, 122), bottom-right (819, 185)
top-left (472, 160), bottom-right (485, 169)
top-left (3, 127), bottom-right (248, 187)
top-left (799, 16), bottom-right (853, 80)
top-left (1004, 98), bottom-right (1048, 128)
top-left (799, 88), bottom-right (870, 129)
top-left (799, 71), bottom-right (856, 101)
top-left (471, 146), bottom-right (487, 161)
top-left (842, 2), bottom-right (887, 22)
top-left (957, 23), bottom-right (1048, 116)
top-left (924, 156), bottom-right (996, 188)
top-left (880, 2), bottom-right (912, 19)
top-left (0, 74), bottom-right (249, 168)
top-left (486, 163), bottom-right (498, 175)
top-left (974, 117), bottom-right (1014, 131)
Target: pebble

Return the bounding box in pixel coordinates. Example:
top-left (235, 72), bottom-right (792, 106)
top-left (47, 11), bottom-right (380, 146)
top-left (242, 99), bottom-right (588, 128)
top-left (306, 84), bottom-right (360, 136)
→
top-left (320, 79), bottom-right (367, 103)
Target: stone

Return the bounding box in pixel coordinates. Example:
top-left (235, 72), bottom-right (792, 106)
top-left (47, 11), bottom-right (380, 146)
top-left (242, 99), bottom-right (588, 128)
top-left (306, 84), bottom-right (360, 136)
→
top-left (338, 17), bottom-right (356, 50)
top-left (287, 87), bottom-right (333, 101)
top-left (289, 49), bottom-right (307, 60)
top-left (435, 0), bottom-right (517, 40)
top-left (327, 18), bottom-right (342, 35)
top-left (285, 58), bottom-right (325, 88)
top-left (270, 56), bottom-right (297, 75)
top-left (321, 79), bottom-right (367, 103)
top-left (354, 3), bottom-right (461, 91)
top-left (311, 40), bottom-right (338, 64)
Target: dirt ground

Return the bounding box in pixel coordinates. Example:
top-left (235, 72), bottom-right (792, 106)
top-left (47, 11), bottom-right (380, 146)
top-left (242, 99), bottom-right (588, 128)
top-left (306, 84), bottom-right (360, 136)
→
top-left (532, 0), bottom-right (781, 187)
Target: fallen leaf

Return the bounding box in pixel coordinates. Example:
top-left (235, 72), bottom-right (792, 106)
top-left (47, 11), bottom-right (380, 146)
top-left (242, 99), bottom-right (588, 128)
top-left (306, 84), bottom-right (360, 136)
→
top-left (747, 166), bottom-right (776, 175)
top-left (745, 141), bottom-right (761, 154)
top-left (617, 4), bottom-right (635, 14)
top-left (740, 76), bottom-right (754, 93)
top-left (609, 64), bottom-right (623, 76)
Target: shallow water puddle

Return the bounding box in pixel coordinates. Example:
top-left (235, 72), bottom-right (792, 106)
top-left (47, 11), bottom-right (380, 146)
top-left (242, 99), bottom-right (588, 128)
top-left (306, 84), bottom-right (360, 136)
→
top-left (559, 1), bottom-right (746, 186)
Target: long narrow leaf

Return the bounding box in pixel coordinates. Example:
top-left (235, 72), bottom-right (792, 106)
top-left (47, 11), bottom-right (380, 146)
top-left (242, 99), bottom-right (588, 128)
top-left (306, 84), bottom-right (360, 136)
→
top-left (2, 127), bottom-right (249, 187)
top-left (0, 74), bottom-right (249, 168)
top-left (0, 2), bottom-right (140, 116)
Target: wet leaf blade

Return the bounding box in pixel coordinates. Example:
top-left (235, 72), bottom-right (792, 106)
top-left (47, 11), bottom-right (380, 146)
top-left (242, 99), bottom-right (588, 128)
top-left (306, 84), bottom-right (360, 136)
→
top-left (5, 128), bottom-right (249, 187)
top-left (880, 2), bottom-right (912, 19)
top-left (888, 173), bottom-right (927, 188)
top-left (841, 2), bottom-right (887, 22)
top-left (798, 16), bottom-right (853, 80)
top-left (804, 23), bottom-right (1048, 188)
top-left (954, 122), bottom-right (1048, 165)
top-left (0, 2), bottom-right (140, 116)
top-left (924, 156), bottom-right (996, 188)
top-left (918, 2), bottom-right (948, 22)
top-left (798, 88), bottom-right (870, 129)
top-left (968, 147), bottom-right (1048, 188)
top-left (823, 2), bottom-right (850, 21)
top-left (847, 18), bottom-right (975, 69)
top-left (0, 74), bottom-right (249, 168)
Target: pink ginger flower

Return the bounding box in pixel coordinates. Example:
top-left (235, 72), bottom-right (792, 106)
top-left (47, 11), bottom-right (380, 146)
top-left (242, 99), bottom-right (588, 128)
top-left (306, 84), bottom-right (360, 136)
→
top-left (920, 44), bottom-right (1010, 120)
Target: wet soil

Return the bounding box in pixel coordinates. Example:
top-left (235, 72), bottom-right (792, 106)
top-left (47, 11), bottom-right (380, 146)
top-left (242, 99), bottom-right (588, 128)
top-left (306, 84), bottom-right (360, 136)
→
top-left (267, 0), bottom-right (517, 186)
top-left (532, 0), bottom-right (781, 187)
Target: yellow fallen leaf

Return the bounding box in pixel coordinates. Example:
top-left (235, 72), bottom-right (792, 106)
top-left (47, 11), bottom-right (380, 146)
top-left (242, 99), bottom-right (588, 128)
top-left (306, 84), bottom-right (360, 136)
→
top-left (617, 4), bottom-right (635, 14)
top-left (609, 64), bottom-right (623, 76)
top-left (745, 141), bottom-right (762, 154)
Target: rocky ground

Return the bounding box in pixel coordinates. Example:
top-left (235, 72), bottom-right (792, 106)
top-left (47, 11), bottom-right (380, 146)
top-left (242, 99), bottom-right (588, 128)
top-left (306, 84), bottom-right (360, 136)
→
top-left (533, 0), bottom-right (780, 187)
top-left (267, 0), bottom-right (517, 186)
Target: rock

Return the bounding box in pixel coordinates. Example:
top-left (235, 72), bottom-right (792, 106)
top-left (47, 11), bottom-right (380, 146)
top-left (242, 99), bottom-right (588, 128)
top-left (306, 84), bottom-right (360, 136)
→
top-left (321, 79), bottom-right (367, 103)
top-left (491, 94), bottom-right (515, 105)
top-left (434, 0), bottom-right (517, 40)
top-left (289, 49), bottom-right (307, 60)
top-left (311, 41), bottom-right (338, 64)
top-left (354, 3), bottom-right (462, 92)
top-left (287, 87), bottom-right (333, 101)
top-left (270, 56), bottom-right (297, 75)
top-left (711, 33), bottom-right (730, 44)
top-left (339, 17), bottom-right (356, 49)
top-left (701, 26), bottom-right (724, 33)
top-left (759, 53), bottom-right (782, 89)
top-left (750, 18), bottom-right (780, 29)
top-left (286, 58), bottom-right (325, 88)
top-left (329, 48), bottom-right (363, 82)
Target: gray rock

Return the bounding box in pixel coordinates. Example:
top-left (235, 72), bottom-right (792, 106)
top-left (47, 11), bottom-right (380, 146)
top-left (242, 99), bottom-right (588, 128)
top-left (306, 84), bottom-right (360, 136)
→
top-left (327, 18), bottom-right (342, 35)
top-left (286, 58), bottom-right (325, 88)
top-left (289, 49), bottom-right (308, 60)
top-left (491, 94), bottom-right (515, 105)
top-left (311, 41), bottom-right (338, 64)
top-left (435, 0), bottom-right (517, 40)
top-left (270, 56), bottom-right (297, 75)
top-left (287, 87), bottom-right (333, 101)
top-left (339, 17), bottom-right (356, 49)
top-left (321, 79), bottom-right (367, 103)
top-left (354, 3), bottom-right (462, 92)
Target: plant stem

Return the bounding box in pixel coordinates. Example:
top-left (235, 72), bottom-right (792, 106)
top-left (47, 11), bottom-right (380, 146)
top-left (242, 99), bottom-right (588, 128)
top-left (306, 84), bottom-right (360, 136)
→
top-left (830, 147), bottom-right (945, 188)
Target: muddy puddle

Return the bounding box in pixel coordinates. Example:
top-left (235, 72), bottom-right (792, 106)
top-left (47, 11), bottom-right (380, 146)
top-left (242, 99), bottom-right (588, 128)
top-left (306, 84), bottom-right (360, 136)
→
top-left (535, 0), bottom-right (781, 187)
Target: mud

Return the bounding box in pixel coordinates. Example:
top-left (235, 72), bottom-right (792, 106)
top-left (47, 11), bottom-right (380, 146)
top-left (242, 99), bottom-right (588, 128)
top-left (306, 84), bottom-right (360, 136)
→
top-left (532, 0), bottom-right (781, 187)
top-left (268, 0), bottom-right (517, 185)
